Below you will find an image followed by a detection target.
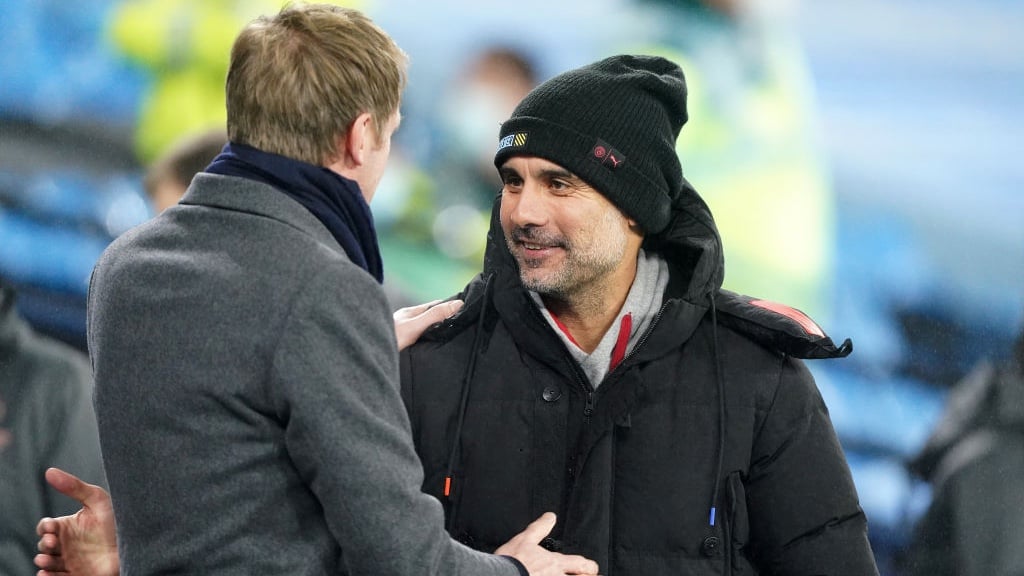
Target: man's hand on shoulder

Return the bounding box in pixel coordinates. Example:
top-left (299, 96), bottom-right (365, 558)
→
top-left (393, 299), bottom-right (464, 351)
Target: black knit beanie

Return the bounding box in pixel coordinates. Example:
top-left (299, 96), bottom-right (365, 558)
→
top-left (494, 54), bottom-right (689, 234)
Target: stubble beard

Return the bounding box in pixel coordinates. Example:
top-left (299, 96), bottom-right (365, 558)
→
top-left (507, 211), bottom-right (628, 304)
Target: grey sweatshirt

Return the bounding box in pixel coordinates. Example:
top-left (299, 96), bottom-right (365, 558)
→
top-left (533, 249), bottom-right (669, 386)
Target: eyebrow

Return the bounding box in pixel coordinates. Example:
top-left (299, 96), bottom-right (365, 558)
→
top-left (498, 165), bottom-right (580, 182)
top-left (536, 167), bottom-right (578, 182)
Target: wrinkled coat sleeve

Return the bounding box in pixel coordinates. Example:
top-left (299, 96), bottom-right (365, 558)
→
top-left (745, 356), bottom-right (878, 576)
top-left (271, 265), bottom-right (517, 576)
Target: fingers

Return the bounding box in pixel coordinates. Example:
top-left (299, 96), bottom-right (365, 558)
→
top-left (37, 532), bottom-right (60, 554)
top-left (417, 299), bottom-right (464, 325)
top-left (36, 517), bottom-right (57, 538)
top-left (493, 513), bottom-right (601, 576)
top-left (517, 512), bottom-right (558, 546)
top-left (394, 299), bottom-right (463, 323)
top-left (394, 299), bottom-right (464, 351)
top-left (562, 554), bottom-right (600, 575)
top-left (34, 551), bottom-right (67, 572)
top-left (393, 299), bottom-right (443, 319)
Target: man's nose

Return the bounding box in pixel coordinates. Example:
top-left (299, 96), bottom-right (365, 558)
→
top-left (509, 182), bottom-right (548, 227)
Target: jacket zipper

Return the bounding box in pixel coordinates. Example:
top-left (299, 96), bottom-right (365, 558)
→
top-left (529, 297), bottom-right (669, 571)
top-left (600, 304), bottom-right (666, 576)
top-left (525, 292), bottom-right (686, 571)
top-left (535, 299), bottom-right (672, 424)
top-left (601, 301), bottom-right (669, 383)
top-left (583, 389), bottom-right (595, 423)
top-left (627, 303), bottom-right (668, 362)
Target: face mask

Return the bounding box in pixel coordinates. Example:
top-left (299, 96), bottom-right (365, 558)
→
top-left (441, 83), bottom-right (511, 162)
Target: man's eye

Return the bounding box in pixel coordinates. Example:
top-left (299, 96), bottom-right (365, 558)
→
top-left (550, 180), bottom-right (572, 192)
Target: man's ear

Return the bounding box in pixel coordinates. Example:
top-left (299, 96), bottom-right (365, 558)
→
top-left (342, 112), bottom-right (374, 167)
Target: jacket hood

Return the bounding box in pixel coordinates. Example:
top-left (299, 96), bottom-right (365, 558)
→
top-left (430, 180), bottom-right (849, 363)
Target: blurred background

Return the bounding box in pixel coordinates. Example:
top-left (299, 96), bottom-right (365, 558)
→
top-left (0, 0), bottom-right (1020, 573)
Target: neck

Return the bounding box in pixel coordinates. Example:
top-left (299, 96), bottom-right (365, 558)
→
top-left (541, 256), bottom-right (638, 354)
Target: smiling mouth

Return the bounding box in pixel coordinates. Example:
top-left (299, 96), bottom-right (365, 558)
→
top-left (509, 228), bottom-right (565, 258)
top-left (518, 240), bottom-right (566, 256)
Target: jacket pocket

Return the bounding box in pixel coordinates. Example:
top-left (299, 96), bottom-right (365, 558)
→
top-left (725, 471), bottom-right (751, 574)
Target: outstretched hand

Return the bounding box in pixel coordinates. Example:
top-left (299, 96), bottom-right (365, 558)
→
top-left (393, 299), bottom-right (464, 351)
top-left (495, 512), bottom-right (600, 575)
top-left (34, 467), bottom-right (119, 576)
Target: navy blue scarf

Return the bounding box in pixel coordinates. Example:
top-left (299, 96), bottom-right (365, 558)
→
top-left (206, 142), bottom-right (383, 283)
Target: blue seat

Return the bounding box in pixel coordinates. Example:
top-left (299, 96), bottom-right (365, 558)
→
top-left (813, 364), bottom-right (947, 459)
top-left (0, 210), bottom-right (108, 296)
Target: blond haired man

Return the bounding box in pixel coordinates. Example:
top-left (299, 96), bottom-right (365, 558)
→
top-left (37, 4), bottom-right (597, 575)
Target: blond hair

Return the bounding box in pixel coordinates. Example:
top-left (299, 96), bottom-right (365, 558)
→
top-left (226, 3), bottom-right (407, 165)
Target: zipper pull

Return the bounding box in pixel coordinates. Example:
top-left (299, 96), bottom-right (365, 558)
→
top-left (583, 390), bottom-right (595, 421)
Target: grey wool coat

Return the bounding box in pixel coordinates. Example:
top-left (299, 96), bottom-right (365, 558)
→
top-left (87, 173), bottom-right (519, 575)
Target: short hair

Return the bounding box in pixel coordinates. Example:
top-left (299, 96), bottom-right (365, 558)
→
top-left (472, 46), bottom-right (537, 89)
top-left (143, 128), bottom-right (227, 198)
top-left (225, 3), bottom-right (407, 165)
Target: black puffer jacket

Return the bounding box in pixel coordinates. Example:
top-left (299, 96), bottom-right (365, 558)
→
top-left (400, 190), bottom-right (878, 575)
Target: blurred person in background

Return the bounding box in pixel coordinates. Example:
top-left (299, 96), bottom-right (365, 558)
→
top-left (107, 0), bottom-right (367, 165)
top-left (36, 3), bottom-right (597, 575)
top-left (436, 46), bottom-right (538, 212)
top-left (903, 319), bottom-right (1024, 576)
top-left (142, 128), bottom-right (227, 214)
top-left (0, 277), bottom-right (105, 576)
top-left (625, 0), bottom-right (835, 320)
top-left (423, 46), bottom-right (541, 269)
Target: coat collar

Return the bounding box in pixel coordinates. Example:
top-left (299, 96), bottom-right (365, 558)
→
top-left (179, 173), bottom-right (342, 255)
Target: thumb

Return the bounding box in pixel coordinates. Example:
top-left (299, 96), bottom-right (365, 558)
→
top-left (45, 467), bottom-right (106, 508)
top-left (518, 512), bottom-right (557, 545)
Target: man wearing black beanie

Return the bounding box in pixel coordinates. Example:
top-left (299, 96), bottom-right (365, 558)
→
top-left (400, 54), bottom-right (880, 575)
